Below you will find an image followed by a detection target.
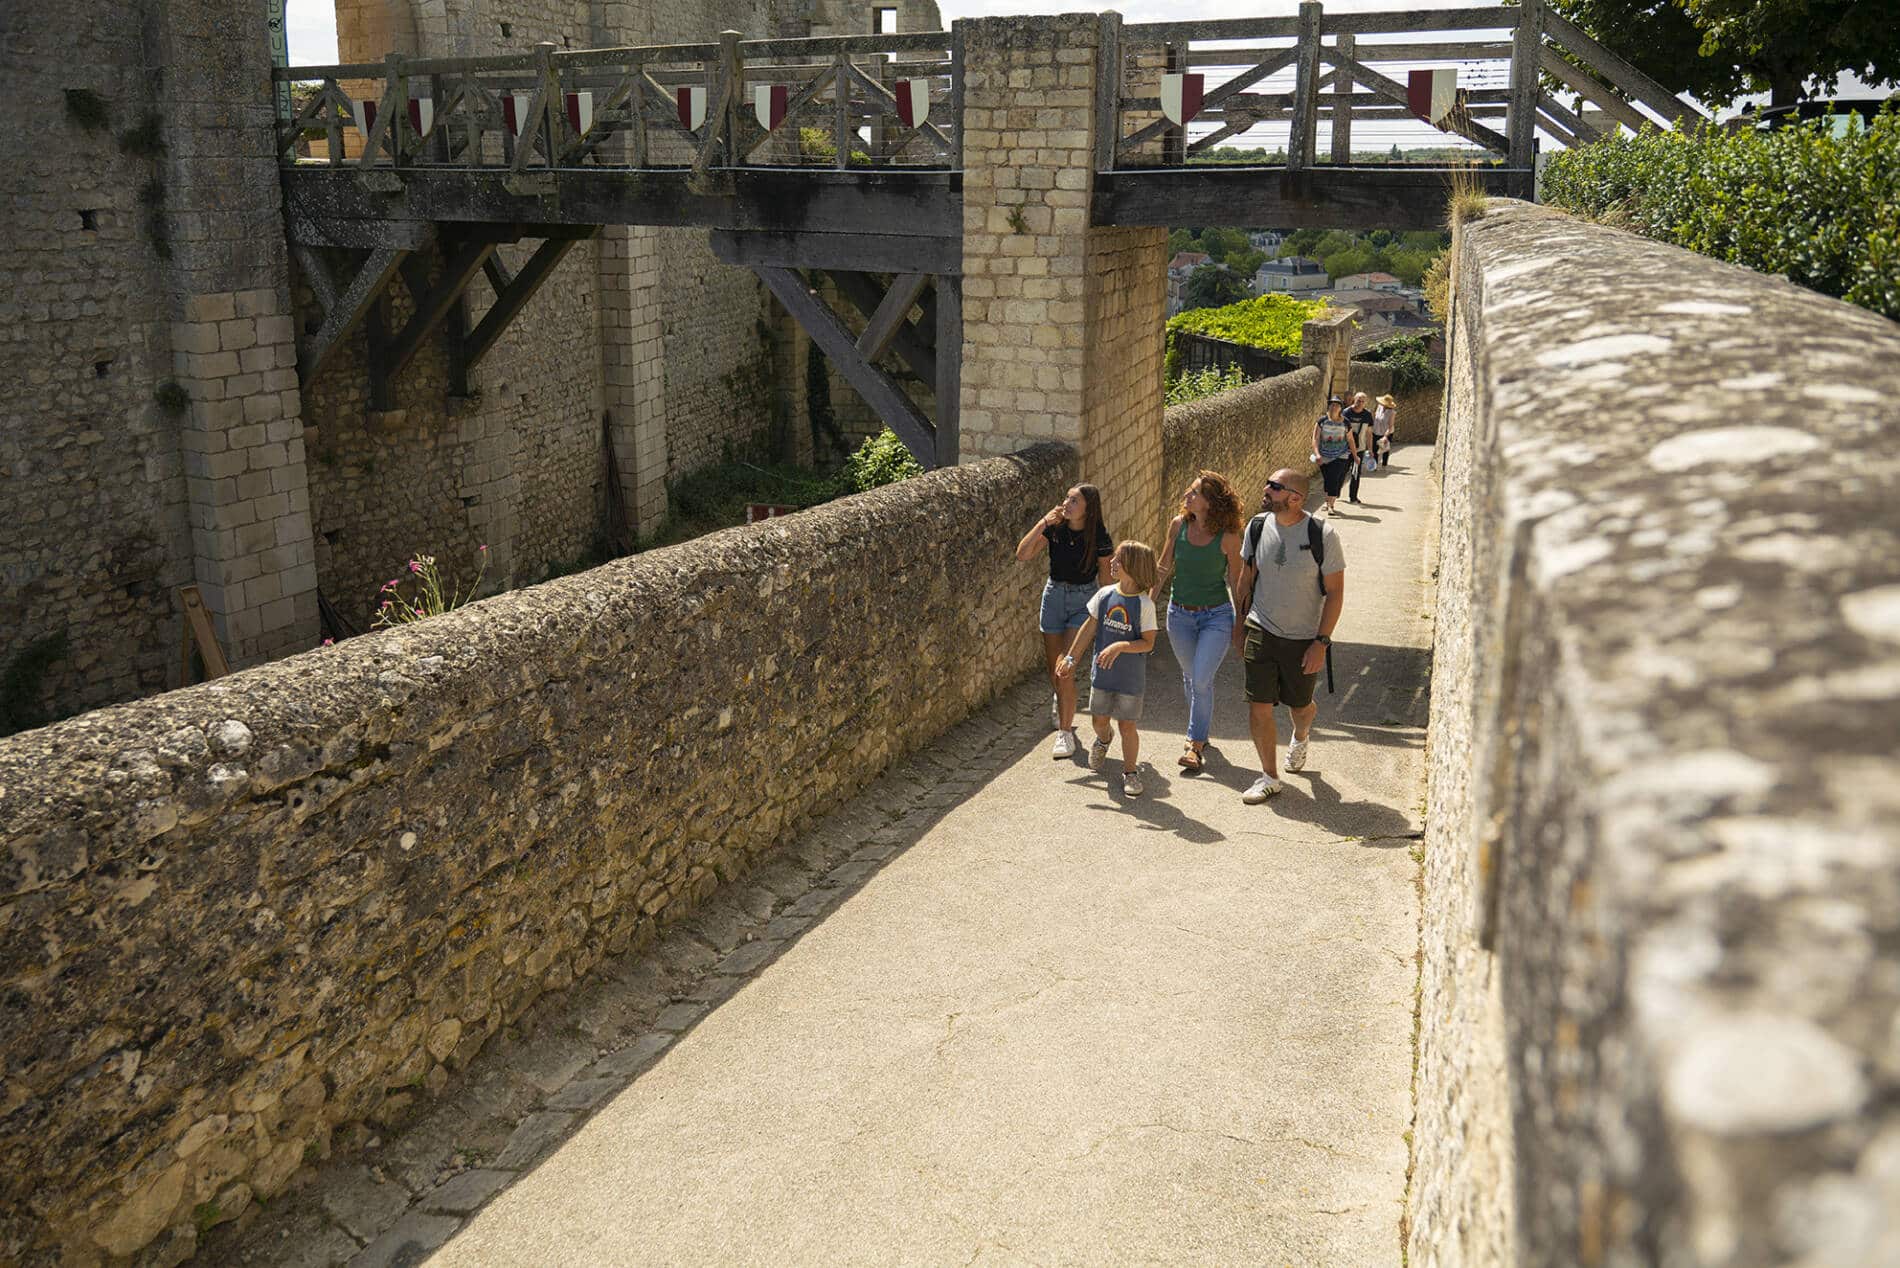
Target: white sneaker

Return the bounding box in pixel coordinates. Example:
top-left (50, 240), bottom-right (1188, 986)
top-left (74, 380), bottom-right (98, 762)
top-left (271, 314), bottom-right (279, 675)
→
top-left (1242, 774), bottom-right (1284, 804)
top-left (1122, 767), bottom-right (1144, 797)
top-left (1053, 729), bottom-right (1077, 759)
top-left (1286, 736), bottom-right (1309, 772)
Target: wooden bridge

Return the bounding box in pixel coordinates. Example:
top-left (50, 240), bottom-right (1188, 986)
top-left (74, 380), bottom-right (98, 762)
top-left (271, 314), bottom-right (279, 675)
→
top-left (276, 0), bottom-right (1701, 468)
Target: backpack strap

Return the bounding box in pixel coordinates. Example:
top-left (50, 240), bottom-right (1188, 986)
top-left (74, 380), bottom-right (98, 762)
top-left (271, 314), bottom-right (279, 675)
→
top-left (1244, 513), bottom-right (1267, 567)
top-left (1308, 515), bottom-right (1326, 593)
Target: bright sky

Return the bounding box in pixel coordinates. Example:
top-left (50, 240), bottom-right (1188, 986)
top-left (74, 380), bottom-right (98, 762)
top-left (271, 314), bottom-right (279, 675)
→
top-left (283, 0), bottom-right (1889, 149)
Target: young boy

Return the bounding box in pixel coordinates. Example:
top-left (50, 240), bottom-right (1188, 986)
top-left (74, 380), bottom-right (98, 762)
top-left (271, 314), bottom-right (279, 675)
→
top-left (1056, 542), bottom-right (1159, 796)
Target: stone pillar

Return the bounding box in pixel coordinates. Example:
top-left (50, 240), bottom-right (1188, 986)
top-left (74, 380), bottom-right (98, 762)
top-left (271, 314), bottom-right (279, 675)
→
top-left (599, 227), bottom-right (671, 537)
top-left (956, 12), bottom-right (1167, 543)
top-left (1301, 305), bottom-right (1359, 400)
top-left (161, 0), bottom-right (318, 667)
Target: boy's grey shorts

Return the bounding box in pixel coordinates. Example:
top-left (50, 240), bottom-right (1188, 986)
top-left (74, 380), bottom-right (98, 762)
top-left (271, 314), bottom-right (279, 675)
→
top-left (1087, 687), bottom-right (1144, 721)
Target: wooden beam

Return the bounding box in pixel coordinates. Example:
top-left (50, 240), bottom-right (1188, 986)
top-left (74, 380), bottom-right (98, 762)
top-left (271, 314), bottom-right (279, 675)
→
top-left (709, 229), bottom-right (960, 274)
top-left (1537, 92), bottom-right (1600, 145)
top-left (933, 274), bottom-right (960, 467)
top-left (758, 265), bottom-right (937, 468)
top-left (1320, 7), bottom-right (1519, 34)
top-left (386, 239), bottom-right (497, 377)
top-left (1093, 165), bottom-right (1518, 230)
top-left (1542, 10), bottom-right (1703, 124)
top-left (1508, 0), bottom-right (1543, 193)
top-left (291, 243), bottom-right (338, 314)
top-left (465, 230), bottom-right (596, 369)
top-left (1538, 47), bottom-right (1650, 134)
top-left (1287, 2), bottom-right (1324, 170)
top-left (828, 270), bottom-right (936, 384)
top-left (1093, 12), bottom-right (1121, 174)
top-left (1124, 16), bottom-right (1302, 42)
top-left (855, 271), bottom-right (932, 361)
top-left (300, 245), bottom-right (410, 385)
top-left (1330, 34), bottom-right (1355, 165)
top-left (1119, 46), bottom-right (1299, 155)
top-left (282, 166), bottom-right (962, 237)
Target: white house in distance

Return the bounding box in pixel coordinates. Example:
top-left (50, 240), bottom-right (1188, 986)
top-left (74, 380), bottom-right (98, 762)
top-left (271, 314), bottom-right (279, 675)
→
top-left (1335, 271), bottom-right (1404, 292)
top-left (1254, 256), bottom-right (1329, 294)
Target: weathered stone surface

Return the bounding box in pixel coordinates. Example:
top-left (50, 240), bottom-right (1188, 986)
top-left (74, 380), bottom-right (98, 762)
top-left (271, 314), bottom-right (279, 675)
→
top-left (419, 1169), bottom-right (512, 1216)
top-left (493, 1112), bottom-right (575, 1171)
top-left (347, 1211), bottom-right (461, 1268)
top-left (1410, 201), bottom-right (1900, 1267)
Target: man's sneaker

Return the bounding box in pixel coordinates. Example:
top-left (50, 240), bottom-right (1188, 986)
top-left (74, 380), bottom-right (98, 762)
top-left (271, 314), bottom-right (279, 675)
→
top-left (1286, 736), bottom-right (1309, 772)
top-left (1242, 774), bottom-right (1284, 804)
top-left (1122, 767), bottom-right (1144, 797)
top-left (1089, 737), bottom-right (1110, 771)
top-left (1053, 729), bottom-right (1077, 759)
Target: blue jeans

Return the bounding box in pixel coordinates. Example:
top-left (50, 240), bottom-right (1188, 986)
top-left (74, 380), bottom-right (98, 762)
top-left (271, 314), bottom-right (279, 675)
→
top-left (1167, 601), bottom-right (1235, 744)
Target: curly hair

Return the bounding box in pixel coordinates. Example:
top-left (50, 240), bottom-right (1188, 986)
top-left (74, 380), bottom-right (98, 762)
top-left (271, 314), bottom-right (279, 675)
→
top-left (1189, 470), bottom-right (1244, 535)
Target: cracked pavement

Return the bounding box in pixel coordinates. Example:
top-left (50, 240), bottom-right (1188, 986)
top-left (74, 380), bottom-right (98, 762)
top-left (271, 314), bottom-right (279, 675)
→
top-left (217, 451), bottom-right (1435, 1266)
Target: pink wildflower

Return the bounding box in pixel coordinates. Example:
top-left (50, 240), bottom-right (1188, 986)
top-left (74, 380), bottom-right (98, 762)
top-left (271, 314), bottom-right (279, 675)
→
top-left (322, 637), bottom-right (334, 646)
top-left (408, 560), bottom-right (423, 573)
top-left (478, 543), bottom-right (488, 553)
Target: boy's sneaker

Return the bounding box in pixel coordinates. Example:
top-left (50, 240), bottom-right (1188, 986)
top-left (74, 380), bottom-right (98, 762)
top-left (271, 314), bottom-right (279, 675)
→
top-left (1242, 774), bottom-right (1284, 804)
top-left (1052, 729), bottom-right (1077, 759)
top-left (1286, 736), bottom-right (1309, 772)
top-left (1088, 737), bottom-right (1110, 771)
top-left (1122, 767), bottom-right (1144, 797)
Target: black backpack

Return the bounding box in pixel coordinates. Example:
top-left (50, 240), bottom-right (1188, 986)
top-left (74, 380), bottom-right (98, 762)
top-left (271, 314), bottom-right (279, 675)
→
top-left (1243, 513), bottom-right (1335, 691)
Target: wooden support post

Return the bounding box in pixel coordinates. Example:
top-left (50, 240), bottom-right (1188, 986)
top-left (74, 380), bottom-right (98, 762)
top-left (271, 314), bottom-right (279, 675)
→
top-left (630, 55), bottom-right (649, 168)
top-left (828, 270), bottom-right (937, 384)
top-left (1163, 43), bottom-right (1185, 166)
top-left (834, 51), bottom-right (851, 170)
top-left (465, 231), bottom-right (596, 370)
top-left (300, 245), bottom-right (409, 385)
top-left (933, 273), bottom-right (961, 467)
top-left (387, 53), bottom-right (409, 166)
top-left (1094, 12), bottom-right (1121, 173)
top-left (1509, 0), bottom-right (1543, 195)
top-left (387, 239), bottom-right (497, 377)
top-left (758, 266), bottom-right (937, 468)
top-left (1288, 2), bottom-right (1323, 170)
top-left (538, 42), bottom-right (561, 169)
top-left (1330, 32), bottom-right (1353, 165)
top-left (719, 30), bottom-right (743, 168)
top-left (177, 585), bottom-right (230, 685)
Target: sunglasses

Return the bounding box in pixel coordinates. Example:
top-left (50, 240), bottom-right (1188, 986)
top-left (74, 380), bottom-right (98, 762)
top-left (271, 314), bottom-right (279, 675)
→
top-left (1266, 480), bottom-right (1288, 492)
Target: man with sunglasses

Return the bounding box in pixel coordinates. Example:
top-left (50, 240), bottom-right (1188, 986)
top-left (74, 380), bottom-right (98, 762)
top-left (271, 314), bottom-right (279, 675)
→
top-left (1232, 469), bottom-right (1345, 802)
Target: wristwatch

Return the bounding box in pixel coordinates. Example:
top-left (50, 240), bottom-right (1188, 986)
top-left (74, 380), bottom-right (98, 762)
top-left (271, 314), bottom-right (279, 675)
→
top-left (1313, 634), bottom-right (1332, 646)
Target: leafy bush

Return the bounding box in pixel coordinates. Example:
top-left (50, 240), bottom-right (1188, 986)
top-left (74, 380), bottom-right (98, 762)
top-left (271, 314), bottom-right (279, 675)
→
top-left (1541, 112), bottom-right (1900, 319)
top-left (844, 427), bottom-right (923, 492)
top-left (1165, 364), bottom-right (1250, 405)
top-left (1164, 293), bottom-right (1328, 378)
top-left (1358, 333), bottom-right (1444, 393)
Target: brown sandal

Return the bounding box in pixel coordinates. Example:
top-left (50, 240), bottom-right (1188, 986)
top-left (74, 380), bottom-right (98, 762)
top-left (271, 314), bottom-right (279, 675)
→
top-left (1177, 743), bottom-right (1203, 771)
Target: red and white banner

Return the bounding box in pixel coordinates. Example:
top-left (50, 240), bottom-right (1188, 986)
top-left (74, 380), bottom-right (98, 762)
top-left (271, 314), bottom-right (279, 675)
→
top-left (405, 97), bottom-right (434, 136)
top-left (1161, 72), bottom-right (1204, 127)
top-left (1408, 68), bottom-right (1457, 124)
top-left (745, 503), bottom-right (795, 523)
top-left (352, 99), bottom-right (377, 134)
top-left (895, 78), bottom-right (929, 129)
top-left (678, 84), bottom-right (707, 132)
top-left (564, 90), bottom-right (593, 135)
top-left (500, 91), bottom-right (534, 136)
top-left (753, 83), bottom-right (788, 131)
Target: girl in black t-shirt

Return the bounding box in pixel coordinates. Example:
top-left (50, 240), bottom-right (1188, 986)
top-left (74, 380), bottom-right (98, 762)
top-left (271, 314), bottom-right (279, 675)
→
top-left (1015, 483), bottom-right (1113, 759)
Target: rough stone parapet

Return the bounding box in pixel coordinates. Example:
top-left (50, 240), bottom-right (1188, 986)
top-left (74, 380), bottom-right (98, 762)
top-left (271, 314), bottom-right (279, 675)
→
top-left (0, 444), bottom-right (1073, 1264)
top-left (1412, 200), bottom-right (1900, 1266)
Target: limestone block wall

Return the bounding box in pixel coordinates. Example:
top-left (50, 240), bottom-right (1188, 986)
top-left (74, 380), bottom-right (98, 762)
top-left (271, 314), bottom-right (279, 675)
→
top-left (1347, 360), bottom-right (1442, 448)
top-left (1160, 367), bottom-right (1325, 535)
top-left (1082, 227), bottom-right (1167, 548)
top-left (0, 4), bottom-right (196, 721)
top-left (0, 444), bottom-right (1072, 1265)
top-left (1411, 202), bottom-right (1900, 1266)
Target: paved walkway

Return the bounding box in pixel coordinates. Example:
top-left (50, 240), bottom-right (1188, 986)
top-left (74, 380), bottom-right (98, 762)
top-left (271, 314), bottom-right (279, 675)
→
top-left (219, 449), bottom-right (1436, 1268)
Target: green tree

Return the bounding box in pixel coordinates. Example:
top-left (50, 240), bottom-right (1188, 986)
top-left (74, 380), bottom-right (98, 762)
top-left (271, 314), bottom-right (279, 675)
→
top-left (1196, 227), bottom-right (1249, 262)
top-left (1385, 248), bottom-right (1437, 287)
top-left (1552, 0), bottom-right (1900, 107)
top-left (1283, 228), bottom-right (1324, 257)
top-left (1367, 229), bottom-right (1393, 249)
top-left (1184, 263), bottom-right (1252, 310)
top-left (1228, 248), bottom-right (1268, 278)
top-left (1323, 246), bottom-right (1377, 282)
top-left (1313, 229), bottom-right (1357, 260)
top-left (1168, 227), bottom-right (1196, 255)
top-left (1401, 230), bottom-right (1448, 252)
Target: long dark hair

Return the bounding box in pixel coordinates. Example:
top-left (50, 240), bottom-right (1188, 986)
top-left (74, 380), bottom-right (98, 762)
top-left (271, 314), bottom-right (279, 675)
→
top-left (1076, 483), bottom-right (1104, 565)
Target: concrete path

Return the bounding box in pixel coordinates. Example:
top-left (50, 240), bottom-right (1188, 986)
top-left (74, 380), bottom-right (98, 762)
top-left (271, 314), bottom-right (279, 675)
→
top-left (426, 451), bottom-right (1437, 1266)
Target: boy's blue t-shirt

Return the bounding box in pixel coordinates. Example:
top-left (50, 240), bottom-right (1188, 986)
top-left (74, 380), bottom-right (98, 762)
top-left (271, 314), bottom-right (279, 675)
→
top-left (1087, 586), bottom-right (1157, 695)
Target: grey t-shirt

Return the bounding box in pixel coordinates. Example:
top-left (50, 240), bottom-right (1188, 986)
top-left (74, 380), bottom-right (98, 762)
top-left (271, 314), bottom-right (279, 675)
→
top-left (1240, 512), bottom-right (1345, 639)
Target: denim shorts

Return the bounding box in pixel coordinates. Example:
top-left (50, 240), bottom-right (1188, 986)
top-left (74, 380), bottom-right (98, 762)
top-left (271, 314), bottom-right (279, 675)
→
top-left (1039, 579), bottom-right (1096, 634)
top-left (1087, 686), bottom-right (1145, 721)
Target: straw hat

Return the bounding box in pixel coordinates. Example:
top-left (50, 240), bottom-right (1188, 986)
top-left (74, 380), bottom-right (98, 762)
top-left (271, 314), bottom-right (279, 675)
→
top-left (1376, 393), bottom-right (1397, 408)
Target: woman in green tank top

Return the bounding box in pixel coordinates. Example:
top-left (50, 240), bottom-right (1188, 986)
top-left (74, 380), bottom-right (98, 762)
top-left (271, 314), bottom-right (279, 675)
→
top-left (1153, 471), bottom-right (1245, 771)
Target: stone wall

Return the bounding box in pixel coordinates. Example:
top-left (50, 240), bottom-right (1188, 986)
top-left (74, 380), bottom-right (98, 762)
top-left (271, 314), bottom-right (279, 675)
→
top-left (1410, 201), bottom-right (1900, 1266)
top-left (1160, 366), bottom-right (1325, 530)
top-left (0, 4), bottom-right (195, 721)
top-left (1347, 360), bottom-right (1441, 448)
top-left (0, 444), bottom-right (1072, 1265)
top-left (1082, 227), bottom-right (1168, 556)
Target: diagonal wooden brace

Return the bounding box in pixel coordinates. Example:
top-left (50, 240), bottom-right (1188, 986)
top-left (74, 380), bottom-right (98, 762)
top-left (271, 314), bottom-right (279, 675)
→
top-left (300, 245), bottom-right (412, 386)
top-left (759, 266), bottom-right (937, 469)
top-left (855, 272), bottom-right (932, 362)
top-left (827, 270), bottom-right (937, 386)
top-left (465, 230), bottom-right (598, 371)
top-left (387, 239), bottom-right (499, 378)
